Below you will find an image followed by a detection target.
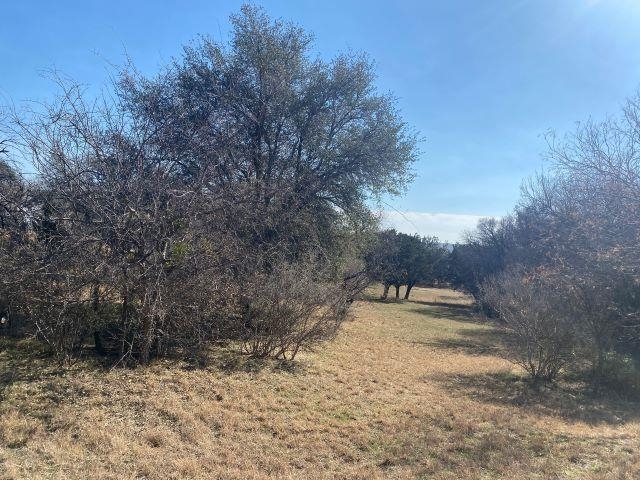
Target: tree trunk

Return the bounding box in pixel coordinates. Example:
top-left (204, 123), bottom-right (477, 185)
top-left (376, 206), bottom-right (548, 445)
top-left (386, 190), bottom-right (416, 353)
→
top-left (140, 329), bottom-right (151, 365)
top-left (94, 331), bottom-right (105, 355)
top-left (92, 284), bottom-right (105, 354)
top-left (394, 284), bottom-right (400, 299)
top-left (593, 341), bottom-right (606, 382)
top-left (91, 284), bottom-right (100, 312)
top-left (119, 290), bottom-right (130, 359)
top-left (381, 283), bottom-right (390, 299)
top-left (139, 312), bottom-right (154, 365)
top-left (404, 283), bottom-right (413, 300)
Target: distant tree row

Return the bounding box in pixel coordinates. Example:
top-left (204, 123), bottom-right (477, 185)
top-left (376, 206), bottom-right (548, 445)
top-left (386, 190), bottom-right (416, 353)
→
top-left (449, 96), bottom-right (640, 388)
top-left (0, 6), bottom-right (417, 365)
top-left (366, 229), bottom-right (448, 300)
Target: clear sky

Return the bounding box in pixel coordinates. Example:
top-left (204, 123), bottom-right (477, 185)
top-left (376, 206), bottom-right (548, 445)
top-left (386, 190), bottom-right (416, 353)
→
top-left (2, 0), bottom-right (640, 241)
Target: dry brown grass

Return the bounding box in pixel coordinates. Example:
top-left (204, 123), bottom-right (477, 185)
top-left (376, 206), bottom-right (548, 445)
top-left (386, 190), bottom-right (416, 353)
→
top-left (0, 286), bottom-right (638, 479)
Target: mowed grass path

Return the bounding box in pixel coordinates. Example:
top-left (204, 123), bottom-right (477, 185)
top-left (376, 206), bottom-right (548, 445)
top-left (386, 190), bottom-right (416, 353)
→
top-left (1, 287), bottom-right (639, 479)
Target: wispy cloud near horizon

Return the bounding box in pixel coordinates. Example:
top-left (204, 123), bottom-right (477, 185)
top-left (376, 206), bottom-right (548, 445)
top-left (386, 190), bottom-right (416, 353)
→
top-left (380, 211), bottom-right (493, 243)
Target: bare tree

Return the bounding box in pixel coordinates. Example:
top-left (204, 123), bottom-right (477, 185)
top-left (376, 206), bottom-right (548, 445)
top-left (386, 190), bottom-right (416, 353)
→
top-left (4, 78), bottom-right (234, 363)
top-left (0, 6), bottom-right (418, 365)
top-left (482, 267), bottom-right (576, 382)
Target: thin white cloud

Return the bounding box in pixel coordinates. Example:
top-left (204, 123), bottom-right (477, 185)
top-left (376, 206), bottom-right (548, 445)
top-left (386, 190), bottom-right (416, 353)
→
top-left (380, 211), bottom-right (491, 243)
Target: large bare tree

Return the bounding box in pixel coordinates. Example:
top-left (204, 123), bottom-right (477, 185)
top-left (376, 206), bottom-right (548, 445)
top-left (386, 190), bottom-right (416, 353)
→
top-left (0, 6), bottom-right (418, 364)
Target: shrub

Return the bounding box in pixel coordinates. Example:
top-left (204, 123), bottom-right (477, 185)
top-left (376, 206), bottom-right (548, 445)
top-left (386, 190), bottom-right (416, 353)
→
top-left (239, 262), bottom-right (350, 360)
top-left (481, 268), bottom-right (576, 382)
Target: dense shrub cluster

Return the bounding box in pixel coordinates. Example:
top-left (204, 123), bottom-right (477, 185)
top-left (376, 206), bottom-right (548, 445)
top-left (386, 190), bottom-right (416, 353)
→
top-left (450, 95), bottom-right (640, 385)
top-left (0, 7), bottom-right (416, 365)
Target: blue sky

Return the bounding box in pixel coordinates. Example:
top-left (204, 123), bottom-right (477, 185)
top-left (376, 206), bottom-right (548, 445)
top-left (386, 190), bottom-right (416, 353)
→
top-left (3, 0), bottom-right (640, 241)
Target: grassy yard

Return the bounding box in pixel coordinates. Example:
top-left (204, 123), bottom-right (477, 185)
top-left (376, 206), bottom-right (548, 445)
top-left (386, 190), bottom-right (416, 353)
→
top-left (0, 287), bottom-right (638, 479)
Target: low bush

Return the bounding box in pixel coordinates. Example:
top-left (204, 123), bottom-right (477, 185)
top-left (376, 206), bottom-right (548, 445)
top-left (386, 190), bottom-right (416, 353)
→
top-left (239, 262), bottom-right (350, 360)
top-left (481, 268), bottom-right (576, 382)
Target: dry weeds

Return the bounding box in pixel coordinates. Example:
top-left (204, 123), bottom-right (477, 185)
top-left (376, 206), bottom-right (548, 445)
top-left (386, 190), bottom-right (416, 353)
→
top-left (0, 286), bottom-right (638, 479)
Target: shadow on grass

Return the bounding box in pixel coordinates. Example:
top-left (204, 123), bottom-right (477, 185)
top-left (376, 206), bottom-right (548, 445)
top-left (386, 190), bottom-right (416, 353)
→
top-left (414, 321), bottom-right (640, 425)
top-left (178, 344), bottom-right (308, 375)
top-left (0, 336), bottom-right (305, 392)
top-left (412, 325), bottom-right (515, 359)
top-left (409, 304), bottom-right (485, 327)
top-left (0, 338), bottom-right (67, 392)
top-left (429, 369), bottom-right (640, 426)
top-left (0, 338), bottom-right (87, 419)
top-left (410, 299), bottom-right (474, 310)
top-left (360, 292), bottom-right (406, 304)
top-left (360, 290), bottom-right (475, 309)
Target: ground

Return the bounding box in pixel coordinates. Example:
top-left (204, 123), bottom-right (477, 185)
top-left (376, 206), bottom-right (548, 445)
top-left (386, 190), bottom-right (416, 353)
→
top-left (0, 287), bottom-right (638, 479)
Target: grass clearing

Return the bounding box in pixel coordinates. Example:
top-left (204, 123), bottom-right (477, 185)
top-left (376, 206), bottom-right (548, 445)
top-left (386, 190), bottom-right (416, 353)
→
top-left (0, 286), bottom-right (638, 479)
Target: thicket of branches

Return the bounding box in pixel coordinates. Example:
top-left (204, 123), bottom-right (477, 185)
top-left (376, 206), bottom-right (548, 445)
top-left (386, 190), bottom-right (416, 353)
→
top-left (451, 95), bottom-right (640, 386)
top-left (0, 6), bottom-right (417, 365)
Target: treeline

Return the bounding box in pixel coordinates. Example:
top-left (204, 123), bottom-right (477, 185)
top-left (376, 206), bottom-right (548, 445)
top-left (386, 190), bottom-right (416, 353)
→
top-left (0, 6), bottom-right (417, 365)
top-left (450, 97), bottom-right (640, 387)
top-left (366, 230), bottom-right (448, 300)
